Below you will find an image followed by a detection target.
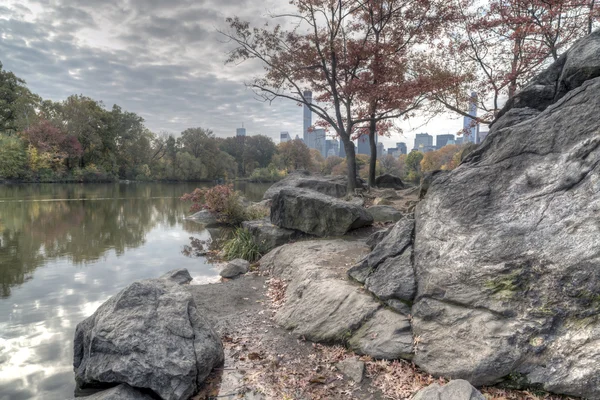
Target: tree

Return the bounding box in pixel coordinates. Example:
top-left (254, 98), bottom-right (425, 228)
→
top-left (420, 144), bottom-right (460, 172)
top-left (433, 0), bottom-right (600, 124)
top-left (405, 151), bottom-right (424, 181)
top-left (0, 134), bottom-right (27, 178)
top-left (224, 1), bottom-right (377, 191)
top-left (0, 62), bottom-right (39, 133)
top-left (277, 139), bottom-right (313, 171)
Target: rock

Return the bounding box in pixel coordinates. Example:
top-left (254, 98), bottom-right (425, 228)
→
top-left (220, 259), bottom-right (250, 278)
top-left (335, 357), bottom-right (365, 383)
top-left (263, 172), bottom-right (352, 200)
top-left (348, 219), bottom-right (414, 284)
top-left (375, 173), bottom-right (406, 189)
top-left (73, 270), bottom-right (224, 400)
top-left (365, 248), bottom-right (415, 303)
top-left (242, 219), bottom-right (302, 253)
top-left (367, 205), bottom-right (403, 222)
top-left (270, 187), bottom-right (373, 237)
top-left (365, 227), bottom-right (392, 250)
top-left (412, 380), bottom-right (485, 400)
top-left (348, 309), bottom-right (413, 360)
top-left (419, 171), bottom-right (449, 200)
top-left (186, 209), bottom-right (218, 225)
top-left (160, 268), bottom-right (193, 285)
top-left (379, 188), bottom-right (400, 199)
top-left (261, 240), bottom-right (414, 360)
top-left (489, 107), bottom-right (541, 134)
top-left (75, 384), bottom-right (155, 400)
top-left (412, 37), bottom-right (600, 397)
top-left (373, 197), bottom-right (393, 206)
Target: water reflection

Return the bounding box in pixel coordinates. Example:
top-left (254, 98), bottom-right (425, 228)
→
top-left (0, 182), bottom-right (269, 400)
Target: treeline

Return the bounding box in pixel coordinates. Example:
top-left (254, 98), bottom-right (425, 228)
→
top-left (0, 61), bottom-right (319, 183)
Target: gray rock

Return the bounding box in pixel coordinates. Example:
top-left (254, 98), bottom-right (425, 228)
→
top-left (348, 309), bottom-right (413, 360)
top-left (336, 357), bottom-right (365, 383)
top-left (242, 218), bottom-right (302, 253)
top-left (365, 227), bottom-right (393, 250)
top-left (73, 270), bottom-right (224, 400)
top-left (186, 209), bottom-right (218, 225)
top-left (261, 240), bottom-right (414, 360)
top-left (270, 187), bottom-right (373, 237)
top-left (367, 205), bottom-right (403, 222)
top-left (489, 107), bottom-right (541, 134)
top-left (365, 248), bottom-right (415, 303)
top-left (348, 219), bottom-right (414, 284)
top-left (263, 172), bottom-right (350, 200)
top-left (413, 60), bottom-right (600, 397)
top-left (412, 380), bottom-right (485, 400)
top-left (220, 259), bottom-right (250, 278)
top-left (75, 384), bottom-right (154, 400)
top-left (160, 268), bottom-right (193, 285)
top-left (375, 173), bottom-right (405, 189)
top-left (386, 299), bottom-right (412, 315)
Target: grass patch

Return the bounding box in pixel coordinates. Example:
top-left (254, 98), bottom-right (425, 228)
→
top-left (222, 228), bottom-right (262, 262)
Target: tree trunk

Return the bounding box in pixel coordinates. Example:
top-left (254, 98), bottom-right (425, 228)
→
top-left (341, 136), bottom-right (357, 192)
top-left (368, 117), bottom-right (377, 188)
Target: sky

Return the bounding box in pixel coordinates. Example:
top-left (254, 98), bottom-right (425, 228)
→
top-left (0, 0), bottom-right (465, 150)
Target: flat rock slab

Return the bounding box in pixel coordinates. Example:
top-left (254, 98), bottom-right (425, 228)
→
top-left (413, 380), bottom-right (485, 400)
top-left (263, 172), bottom-right (351, 200)
top-left (242, 218), bottom-right (302, 253)
top-left (270, 187), bottom-right (373, 237)
top-left (74, 384), bottom-right (155, 400)
top-left (73, 269), bottom-right (224, 400)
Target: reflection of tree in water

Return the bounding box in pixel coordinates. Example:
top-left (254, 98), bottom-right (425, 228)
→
top-left (0, 183), bottom-right (196, 297)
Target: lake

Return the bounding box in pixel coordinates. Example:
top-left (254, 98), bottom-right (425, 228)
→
top-left (0, 182), bottom-right (271, 400)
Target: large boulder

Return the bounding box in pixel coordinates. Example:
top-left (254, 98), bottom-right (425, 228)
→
top-left (270, 187), bottom-right (373, 237)
top-left (375, 173), bottom-right (405, 189)
top-left (412, 34), bottom-right (600, 398)
top-left (260, 240), bottom-right (413, 359)
top-left (242, 218), bottom-right (302, 253)
top-left (263, 171), bottom-right (355, 200)
top-left (367, 205), bottom-right (403, 222)
top-left (73, 269), bottom-right (224, 400)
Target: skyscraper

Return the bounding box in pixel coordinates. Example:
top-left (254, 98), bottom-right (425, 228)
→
top-left (303, 91), bottom-right (314, 149)
top-left (236, 126), bottom-right (246, 137)
top-left (413, 133), bottom-right (433, 151)
top-left (396, 142), bottom-right (407, 155)
top-left (463, 92), bottom-right (478, 143)
top-left (377, 142), bottom-right (385, 158)
top-left (436, 134), bottom-right (455, 149)
top-left (314, 128), bottom-right (327, 157)
top-left (326, 139), bottom-right (339, 158)
top-left (280, 132), bottom-right (291, 143)
top-left (357, 134), bottom-right (377, 155)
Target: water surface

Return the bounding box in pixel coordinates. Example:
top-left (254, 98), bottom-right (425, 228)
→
top-left (0, 182), bottom-right (270, 400)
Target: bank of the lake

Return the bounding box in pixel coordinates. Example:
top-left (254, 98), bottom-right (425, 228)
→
top-left (0, 181), bottom-right (271, 400)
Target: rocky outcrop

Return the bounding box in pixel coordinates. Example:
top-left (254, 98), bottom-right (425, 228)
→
top-left (242, 218), bottom-right (302, 253)
top-left (270, 188), bottom-right (373, 236)
top-left (412, 32), bottom-right (600, 398)
top-left (412, 380), bottom-right (485, 400)
top-left (260, 240), bottom-right (413, 359)
top-left (263, 171), bottom-right (356, 200)
top-left (375, 173), bottom-right (405, 189)
top-left (73, 269), bottom-right (224, 400)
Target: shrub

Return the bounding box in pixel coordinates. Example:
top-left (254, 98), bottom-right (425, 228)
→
top-left (181, 184), bottom-right (247, 225)
top-left (248, 167), bottom-right (286, 182)
top-left (222, 228), bottom-right (262, 262)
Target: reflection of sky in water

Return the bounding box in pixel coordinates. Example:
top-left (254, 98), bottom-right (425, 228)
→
top-left (0, 184), bottom-right (237, 400)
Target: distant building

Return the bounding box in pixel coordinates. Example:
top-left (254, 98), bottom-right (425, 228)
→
top-left (436, 134), bottom-right (455, 149)
top-left (455, 137), bottom-right (464, 145)
top-left (463, 92), bottom-right (478, 143)
top-left (396, 142), bottom-right (407, 155)
top-left (313, 128), bottom-right (327, 157)
top-left (357, 134), bottom-right (377, 155)
top-left (413, 133), bottom-right (433, 151)
top-left (236, 127), bottom-right (247, 137)
top-left (326, 139), bottom-right (339, 158)
top-left (388, 149), bottom-right (401, 158)
top-left (421, 145), bottom-right (437, 153)
top-left (303, 91), bottom-right (314, 149)
top-left (377, 142), bottom-right (385, 158)
top-left (280, 131), bottom-right (291, 143)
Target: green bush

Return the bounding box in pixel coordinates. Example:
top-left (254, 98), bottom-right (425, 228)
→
top-left (248, 167), bottom-right (286, 182)
top-left (222, 228), bottom-right (262, 262)
top-left (0, 134), bottom-right (27, 179)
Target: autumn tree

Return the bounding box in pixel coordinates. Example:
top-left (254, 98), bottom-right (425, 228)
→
top-left (277, 139), bottom-right (313, 171)
top-left (223, 0), bottom-right (386, 191)
top-left (0, 62), bottom-right (39, 134)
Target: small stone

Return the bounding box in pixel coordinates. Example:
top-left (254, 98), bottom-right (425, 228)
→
top-left (220, 259), bottom-right (250, 278)
top-left (412, 380), bottom-right (485, 400)
top-left (336, 357), bottom-right (365, 383)
top-left (160, 268), bottom-right (193, 285)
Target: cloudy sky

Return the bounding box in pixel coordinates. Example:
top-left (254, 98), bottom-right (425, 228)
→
top-left (0, 0), bottom-right (464, 150)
